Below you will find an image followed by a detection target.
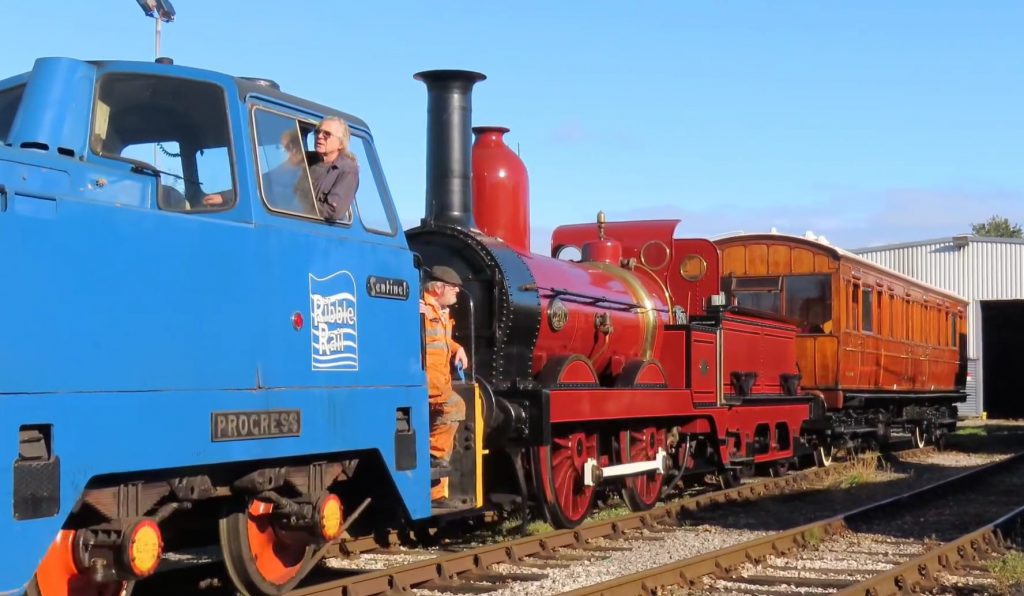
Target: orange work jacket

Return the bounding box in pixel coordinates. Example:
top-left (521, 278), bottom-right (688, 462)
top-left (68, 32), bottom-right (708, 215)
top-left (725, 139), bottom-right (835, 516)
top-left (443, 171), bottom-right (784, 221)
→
top-left (422, 294), bottom-right (463, 402)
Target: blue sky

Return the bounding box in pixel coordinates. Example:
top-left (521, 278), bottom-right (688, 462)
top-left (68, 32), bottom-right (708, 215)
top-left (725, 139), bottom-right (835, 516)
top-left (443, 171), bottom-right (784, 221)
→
top-left (4, 1), bottom-right (1022, 251)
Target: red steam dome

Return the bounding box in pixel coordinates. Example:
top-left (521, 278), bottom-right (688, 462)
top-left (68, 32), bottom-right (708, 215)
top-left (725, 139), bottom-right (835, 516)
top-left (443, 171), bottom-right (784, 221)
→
top-left (471, 126), bottom-right (530, 252)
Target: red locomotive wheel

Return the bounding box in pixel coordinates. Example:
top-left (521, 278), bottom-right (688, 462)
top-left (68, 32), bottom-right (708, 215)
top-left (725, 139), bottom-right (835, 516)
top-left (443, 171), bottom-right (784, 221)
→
top-left (619, 426), bottom-right (666, 512)
top-left (28, 530), bottom-right (134, 596)
top-left (536, 431), bottom-right (599, 528)
top-left (219, 499), bottom-right (317, 596)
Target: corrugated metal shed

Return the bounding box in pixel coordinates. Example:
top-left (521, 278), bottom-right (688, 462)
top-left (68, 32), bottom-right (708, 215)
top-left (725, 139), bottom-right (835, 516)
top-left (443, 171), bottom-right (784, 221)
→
top-left (852, 236), bottom-right (1024, 416)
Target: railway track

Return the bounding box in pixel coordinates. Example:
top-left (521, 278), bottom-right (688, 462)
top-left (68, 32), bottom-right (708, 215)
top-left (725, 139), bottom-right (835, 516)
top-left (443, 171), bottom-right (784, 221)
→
top-left (137, 445), bottom-right (941, 595)
top-left (563, 450), bottom-right (1024, 595)
top-left (290, 455), bottom-right (889, 596)
top-left (132, 439), bottom-right (1024, 596)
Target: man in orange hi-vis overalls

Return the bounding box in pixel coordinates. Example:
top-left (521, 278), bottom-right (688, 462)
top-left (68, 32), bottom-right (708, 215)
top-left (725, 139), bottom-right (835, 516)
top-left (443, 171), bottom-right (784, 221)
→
top-left (420, 266), bottom-right (469, 503)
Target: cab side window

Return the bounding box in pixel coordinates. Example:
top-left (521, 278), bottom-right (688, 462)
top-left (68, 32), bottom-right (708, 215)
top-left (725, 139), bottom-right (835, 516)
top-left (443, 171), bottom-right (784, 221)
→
top-left (300, 127), bottom-right (396, 234)
top-left (253, 109), bottom-right (317, 217)
top-left (349, 136), bottom-right (395, 234)
top-left (251, 107), bottom-right (396, 233)
top-left (91, 74), bottom-right (235, 212)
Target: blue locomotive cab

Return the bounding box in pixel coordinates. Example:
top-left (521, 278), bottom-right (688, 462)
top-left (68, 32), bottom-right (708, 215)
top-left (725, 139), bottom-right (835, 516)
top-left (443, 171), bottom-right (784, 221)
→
top-left (0, 58), bottom-right (487, 596)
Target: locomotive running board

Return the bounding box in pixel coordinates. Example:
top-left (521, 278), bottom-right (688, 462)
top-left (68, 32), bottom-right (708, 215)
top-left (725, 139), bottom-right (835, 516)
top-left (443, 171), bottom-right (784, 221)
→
top-left (583, 449), bottom-right (669, 486)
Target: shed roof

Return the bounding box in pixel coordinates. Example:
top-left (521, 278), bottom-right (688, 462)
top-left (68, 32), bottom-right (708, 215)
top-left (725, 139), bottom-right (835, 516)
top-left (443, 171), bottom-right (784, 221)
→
top-left (852, 235), bottom-right (1024, 253)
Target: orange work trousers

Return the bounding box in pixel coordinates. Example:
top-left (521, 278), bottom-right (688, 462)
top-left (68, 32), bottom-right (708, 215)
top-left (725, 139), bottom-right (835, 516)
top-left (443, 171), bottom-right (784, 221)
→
top-left (430, 390), bottom-right (466, 500)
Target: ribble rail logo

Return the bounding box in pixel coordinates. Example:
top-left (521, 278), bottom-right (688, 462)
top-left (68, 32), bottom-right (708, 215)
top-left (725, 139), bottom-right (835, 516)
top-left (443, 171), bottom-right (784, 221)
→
top-left (309, 271), bottom-right (358, 371)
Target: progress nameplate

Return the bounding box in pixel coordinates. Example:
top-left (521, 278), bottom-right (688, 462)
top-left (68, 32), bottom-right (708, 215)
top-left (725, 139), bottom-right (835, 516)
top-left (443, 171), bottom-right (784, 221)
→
top-left (211, 410), bottom-right (301, 442)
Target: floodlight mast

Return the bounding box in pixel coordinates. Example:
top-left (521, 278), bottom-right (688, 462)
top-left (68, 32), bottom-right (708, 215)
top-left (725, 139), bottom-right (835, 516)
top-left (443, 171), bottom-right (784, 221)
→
top-left (135, 0), bottom-right (176, 59)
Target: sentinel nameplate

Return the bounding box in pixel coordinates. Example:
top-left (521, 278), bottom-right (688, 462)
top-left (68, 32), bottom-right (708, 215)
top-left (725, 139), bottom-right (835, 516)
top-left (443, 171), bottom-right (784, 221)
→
top-left (211, 410), bottom-right (301, 442)
top-left (366, 276), bottom-right (410, 300)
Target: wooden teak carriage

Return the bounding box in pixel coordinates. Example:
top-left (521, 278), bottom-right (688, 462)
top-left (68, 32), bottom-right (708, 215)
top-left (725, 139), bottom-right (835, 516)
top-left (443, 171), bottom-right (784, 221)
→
top-left (715, 234), bottom-right (967, 447)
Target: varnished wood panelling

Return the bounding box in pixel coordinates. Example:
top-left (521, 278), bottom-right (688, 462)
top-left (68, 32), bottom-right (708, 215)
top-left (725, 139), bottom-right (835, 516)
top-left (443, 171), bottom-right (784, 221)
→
top-left (797, 335), bottom-right (838, 388)
top-left (817, 336), bottom-right (838, 387)
top-left (721, 246), bottom-right (746, 275)
top-left (839, 330), bottom-right (861, 388)
top-left (717, 235), bottom-right (968, 396)
top-left (792, 248), bottom-right (814, 273)
top-left (814, 254), bottom-right (832, 272)
top-left (746, 244), bottom-right (768, 275)
top-left (796, 337), bottom-right (816, 385)
top-left (768, 245), bottom-right (790, 274)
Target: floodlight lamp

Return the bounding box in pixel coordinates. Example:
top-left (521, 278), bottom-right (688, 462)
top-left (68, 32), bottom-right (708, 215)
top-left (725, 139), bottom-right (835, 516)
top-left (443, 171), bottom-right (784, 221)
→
top-left (135, 0), bottom-right (156, 18)
top-left (136, 0), bottom-right (175, 22)
top-left (155, 0), bottom-right (176, 22)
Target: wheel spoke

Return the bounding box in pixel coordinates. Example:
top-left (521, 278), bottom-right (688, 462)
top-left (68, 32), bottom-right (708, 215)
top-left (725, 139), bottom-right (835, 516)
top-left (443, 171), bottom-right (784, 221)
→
top-left (541, 430), bottom-right (598, 528)
top-left (620, 426), bottom-right (664, 512)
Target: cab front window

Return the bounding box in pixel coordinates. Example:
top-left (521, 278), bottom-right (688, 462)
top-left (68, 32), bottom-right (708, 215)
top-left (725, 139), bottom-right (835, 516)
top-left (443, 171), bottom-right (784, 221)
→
top-left (91, 74), bottom-right (235, 212)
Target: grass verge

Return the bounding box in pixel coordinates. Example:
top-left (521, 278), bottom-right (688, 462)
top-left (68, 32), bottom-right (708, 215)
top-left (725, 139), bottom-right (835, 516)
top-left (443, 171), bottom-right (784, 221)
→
top-left (987, 551), bottom-right (1024, 593)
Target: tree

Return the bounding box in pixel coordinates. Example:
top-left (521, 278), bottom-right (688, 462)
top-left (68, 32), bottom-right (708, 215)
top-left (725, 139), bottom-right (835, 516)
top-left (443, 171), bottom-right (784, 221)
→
top-left (971, 215), bottom-right (1023, 238)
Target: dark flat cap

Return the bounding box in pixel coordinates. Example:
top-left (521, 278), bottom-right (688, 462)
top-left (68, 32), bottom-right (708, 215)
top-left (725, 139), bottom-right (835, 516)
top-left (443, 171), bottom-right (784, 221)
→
top-left (428, 265), bottom-right (463, 286)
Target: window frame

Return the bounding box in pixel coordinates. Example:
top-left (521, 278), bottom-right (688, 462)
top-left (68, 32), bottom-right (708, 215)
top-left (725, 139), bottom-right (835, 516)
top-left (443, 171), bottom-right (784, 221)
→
top-left (781, 273), bottom-right (833, 334)
top-left (250, 105), bottom-right (322, 222)
top-left (89, 72), bottom-right (238, 214)
top-left (248, 105), bottom-right (399, 236)
top-left (861, 286), bottom-right (873, 334)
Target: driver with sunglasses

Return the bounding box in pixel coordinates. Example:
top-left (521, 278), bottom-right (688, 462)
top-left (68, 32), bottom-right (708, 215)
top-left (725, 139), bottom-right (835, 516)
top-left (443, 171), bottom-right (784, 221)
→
top-left (308, 116), bottom-right (359, 221)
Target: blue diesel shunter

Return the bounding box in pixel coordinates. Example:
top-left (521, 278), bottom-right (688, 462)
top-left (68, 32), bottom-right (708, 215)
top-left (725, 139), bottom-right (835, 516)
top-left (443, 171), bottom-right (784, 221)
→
top-left (0, 57), bottom-right (455, 596)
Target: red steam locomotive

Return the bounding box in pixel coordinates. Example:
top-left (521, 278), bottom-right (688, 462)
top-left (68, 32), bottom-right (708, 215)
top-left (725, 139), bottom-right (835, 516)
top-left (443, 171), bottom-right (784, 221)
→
top-left (408, 71), bottom-right (825, 528)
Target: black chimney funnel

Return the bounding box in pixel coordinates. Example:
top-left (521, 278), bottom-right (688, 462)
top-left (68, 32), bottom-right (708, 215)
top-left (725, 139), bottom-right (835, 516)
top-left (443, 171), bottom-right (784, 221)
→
top-left (414, 69), bottom-right (486, 228)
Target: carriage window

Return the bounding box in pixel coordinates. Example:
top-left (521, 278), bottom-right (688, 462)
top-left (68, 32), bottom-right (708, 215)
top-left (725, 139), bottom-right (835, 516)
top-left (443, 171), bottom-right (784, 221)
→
top-left (861, 287), bottom-right (873, 333)
top-left (850, 283), bottom-right (860, 330)
top-left (92, 74), bottom-right (234, 212)
top-left (784, 274), bottom-right (831, 333)
top-left (727, 276), bottom-right (782, 314)
top-left (881, 293), bottom-right (891, 338)
top-left (0, 85), bottom-right (25, 143)
top-left (736, 291), bottom-right (781, 313)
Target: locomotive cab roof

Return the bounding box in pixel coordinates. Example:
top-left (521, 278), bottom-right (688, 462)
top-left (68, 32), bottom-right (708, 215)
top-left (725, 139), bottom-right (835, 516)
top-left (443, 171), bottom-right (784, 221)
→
top-left (0, 57), bottom-right (370, 137)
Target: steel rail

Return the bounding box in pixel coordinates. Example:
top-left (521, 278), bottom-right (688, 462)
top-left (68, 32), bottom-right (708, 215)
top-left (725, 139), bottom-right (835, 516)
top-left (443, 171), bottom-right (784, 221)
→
top-left (287, 452), bottom-right (896, 596)
top-left (559, 450), bottom-right (1024, 596)
top-left (835, 503), bottom-right (1024, 595)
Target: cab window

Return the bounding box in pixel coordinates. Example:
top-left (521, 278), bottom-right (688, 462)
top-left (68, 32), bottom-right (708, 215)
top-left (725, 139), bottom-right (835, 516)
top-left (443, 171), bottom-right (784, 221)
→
top-left (299, 127), bottom-right (396, 234)
top-left (0, 85), bottom-right (25, 142)
top-left (91, 74), bottom-right (235, 212)
top-left (253, 108), bottom-right (317, 217)
top-left (253, 108), bottom-right (395, 235)
top-left (349, 135), bottom-right (395, 234)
